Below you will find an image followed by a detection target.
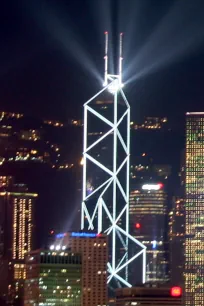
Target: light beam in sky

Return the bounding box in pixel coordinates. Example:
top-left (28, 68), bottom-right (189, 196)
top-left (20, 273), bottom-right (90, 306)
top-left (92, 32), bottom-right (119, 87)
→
top-left (122, 0), bottom-right (204, 84)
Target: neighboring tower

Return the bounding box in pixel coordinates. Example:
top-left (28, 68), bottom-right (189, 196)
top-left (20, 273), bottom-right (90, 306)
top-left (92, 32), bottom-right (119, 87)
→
top-left (129, 183), bottom-right (169, 285)
top-left (24, 249), bottom-right (82, 306)
top-left (0, 185), bottom-right (38, 303)
top-left (169, 196), bottom-right (184, 287)
top-left (53, 231), bottom-right (108, 306)
top-left (184, 112), bottom-right (204, 306)
top-left (11, 188), bottom-right (37, 261)
top-left (0, 176), bottom-right (13, 301)
top-left (81, 32), bottom-right (146, 288)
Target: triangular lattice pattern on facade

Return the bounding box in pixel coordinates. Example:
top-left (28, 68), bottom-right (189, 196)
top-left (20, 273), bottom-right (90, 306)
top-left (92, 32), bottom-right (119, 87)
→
top-left (81, 78), bottom-right (146, 287)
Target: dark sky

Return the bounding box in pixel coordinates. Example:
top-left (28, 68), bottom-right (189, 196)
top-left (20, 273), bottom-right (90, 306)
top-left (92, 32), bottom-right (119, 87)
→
top-left (1, 0), bottom-right (204, 121)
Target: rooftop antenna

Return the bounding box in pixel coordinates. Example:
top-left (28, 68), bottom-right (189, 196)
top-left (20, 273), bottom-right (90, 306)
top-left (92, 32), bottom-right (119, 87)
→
top-left (103, 31), bottom-right (124, 93)
top-left (119, 32), bottom-right (123, 86)
top-left (103, 31), bottom-right (108, 86)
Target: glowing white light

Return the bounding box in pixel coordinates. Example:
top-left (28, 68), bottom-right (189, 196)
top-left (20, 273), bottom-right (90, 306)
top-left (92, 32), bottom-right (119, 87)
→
top-left (56, 245), bottom-right (60, 251)
top-left (142, 184), bottom-right (163, 190)
top-left (62, 246), bottom-right (66, 250)
top-left (107, 79), bottom-right (124, 94)
top-left (49, 245), bottom-right (54, 250)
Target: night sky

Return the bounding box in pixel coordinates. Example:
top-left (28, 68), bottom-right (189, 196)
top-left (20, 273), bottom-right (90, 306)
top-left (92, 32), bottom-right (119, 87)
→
top-left (1, 0), bottom-right (204, 122)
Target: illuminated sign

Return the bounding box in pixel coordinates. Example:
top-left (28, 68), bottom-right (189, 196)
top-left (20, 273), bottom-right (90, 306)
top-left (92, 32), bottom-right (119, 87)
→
top-left (56, 233), bottom-right (67, 239)
top-left (71, 232), bottom-right (97, 238)
top-left (142, 184), bottom-right (163, 191)
top-left (170, 287), bottom-right (182, 297)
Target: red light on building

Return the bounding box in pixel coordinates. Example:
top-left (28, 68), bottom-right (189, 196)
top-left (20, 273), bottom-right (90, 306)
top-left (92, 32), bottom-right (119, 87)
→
top-left (135, 223), bottom-right (141, 229)
top-left (50, 230), bottom-right (54, 235)
top-left (170, 286), bottom-right (182, 297)
top-left (158, 183), bottom-right (163, 189)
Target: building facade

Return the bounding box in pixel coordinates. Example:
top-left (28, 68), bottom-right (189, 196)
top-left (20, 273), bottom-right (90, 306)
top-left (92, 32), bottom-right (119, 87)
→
top-left (24, 249), bottom-right (82, 306)
top-left (0, 185), bottom-right (37, 303)
top-left (0, 177), bottom-right (14, 301)
top-left (129, 183), bottom-right (169, 284)
top-left (115, 286), bottom-right (182, 306)
top-left (169, 196), bottom-right (184, 287)
top-left (184, 112), bottom-right (204, 306)
top-left (52, 232), bottom-right (108, 306)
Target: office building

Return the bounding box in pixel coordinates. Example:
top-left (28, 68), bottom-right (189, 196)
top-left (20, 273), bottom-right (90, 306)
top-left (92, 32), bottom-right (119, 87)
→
top-left (0, 176), bottom-right (13, 301)
top-left (52, 232), bottom-right (108, 306)
top-left (24, 249), bottom-right (82, 306)
top-left (169, 197), bottom-right (184, 286)
top-left (184, 112), bottom-right (204, 306)
top-left (0, 185), bottom-right (38, 303)
top-left (115, 286), bottom-right (182, 305)
top-left (129, 183), bottom-right (169, 284)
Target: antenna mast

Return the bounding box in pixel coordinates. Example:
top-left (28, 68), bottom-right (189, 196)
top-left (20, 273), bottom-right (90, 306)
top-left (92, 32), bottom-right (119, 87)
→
top-left (104, 31), bottom-right (108, 86)
top-left (119, 32), bottom-right (123, 86)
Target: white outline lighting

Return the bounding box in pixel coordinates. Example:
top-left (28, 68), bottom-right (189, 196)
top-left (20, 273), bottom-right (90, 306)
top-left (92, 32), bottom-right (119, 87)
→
top-left (81, 32), bottom-right (146, 288)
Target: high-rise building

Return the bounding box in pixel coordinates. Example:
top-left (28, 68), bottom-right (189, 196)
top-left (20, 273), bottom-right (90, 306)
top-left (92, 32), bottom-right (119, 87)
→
top-left (0, 185), bottom-right (38, 303)
top-left (184, 112), bottom-right (204, 306)
top-left (169, 197), bottom-right (184, 286)
top-left (115, 286), bottom-right (182, 305)
top-left (0, 176), bottom-right (13, 301)
top-left (11, 188), bottom-right (37, 261)
top-left (129, 183), bottom-right (169, 284)
top-left (52, 232), bottom-right (108, 306)
top-left (24, 249), bottom-right (82, 306)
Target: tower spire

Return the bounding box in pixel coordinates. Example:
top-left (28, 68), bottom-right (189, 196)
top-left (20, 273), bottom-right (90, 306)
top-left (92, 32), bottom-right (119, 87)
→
top-left (104, 31), bottom-right (108, 86)
top-left (103, 31), bottom-right (124, 92)
top-left (119, 32), bottom-right (123, 86)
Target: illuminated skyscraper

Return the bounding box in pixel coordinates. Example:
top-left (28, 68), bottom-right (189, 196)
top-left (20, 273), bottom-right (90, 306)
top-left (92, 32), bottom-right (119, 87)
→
top-left (81, 32), bottom-right (146, 289)
top-left (24, 249), bottom-right (82, 306)
top-left (11, 189), bottom-right (37, 260)
top-left (0, 186), bottom-right (38, 303)
top-left (184, 112), bottom-right (204, 306)
top-left (129, 183), bottom-right (169, 284)
top-left (0, 176), bottom-right (13, 301)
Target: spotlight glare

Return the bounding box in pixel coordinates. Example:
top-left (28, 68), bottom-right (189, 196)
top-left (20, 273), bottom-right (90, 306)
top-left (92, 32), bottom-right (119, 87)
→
top-left (56, 245), bottom-right (60, 251)
top-left (50, 245), bottom-right (54, 250)
top-left (107, 79), bottom-right (124, 94)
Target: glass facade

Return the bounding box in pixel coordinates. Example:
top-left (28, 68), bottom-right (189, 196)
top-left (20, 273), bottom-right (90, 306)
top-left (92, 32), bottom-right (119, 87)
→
top-left (24, 250), bottom-right (82, 306)
top-left (129, 184), bottom-right (169, 284)
top-left (185, 113), bottom-right (204, 306)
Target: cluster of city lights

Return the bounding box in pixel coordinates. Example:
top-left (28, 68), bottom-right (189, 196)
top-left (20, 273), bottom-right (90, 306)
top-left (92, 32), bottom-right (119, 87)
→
top-left (49, 245), bottom-right (66, 251)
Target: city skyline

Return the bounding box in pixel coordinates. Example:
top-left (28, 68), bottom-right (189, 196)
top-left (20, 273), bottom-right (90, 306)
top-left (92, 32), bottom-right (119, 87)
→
top-left (0, 0), bottom-right (204, 305)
